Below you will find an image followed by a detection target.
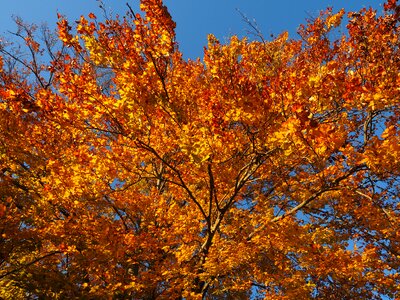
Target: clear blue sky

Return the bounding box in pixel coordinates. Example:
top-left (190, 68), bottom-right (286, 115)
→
top-left (0, 0), bottom-right (385, 59)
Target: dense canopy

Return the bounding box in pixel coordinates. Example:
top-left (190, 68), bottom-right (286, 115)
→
top-left (0, 0), bottom-right (399, 299)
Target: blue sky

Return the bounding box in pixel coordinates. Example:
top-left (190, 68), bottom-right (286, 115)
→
top-left (0, 0), bottom-right (386, 59)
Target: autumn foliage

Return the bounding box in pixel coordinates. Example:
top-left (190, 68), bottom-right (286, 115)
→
top-left (0, 0), bottom-right (399, 298)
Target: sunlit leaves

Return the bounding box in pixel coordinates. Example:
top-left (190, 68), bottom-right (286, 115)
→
top-left (0, 0), bottom-right (399, 299)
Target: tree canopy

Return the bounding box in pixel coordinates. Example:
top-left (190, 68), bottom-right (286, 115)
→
top-left (0, 0), bottom-right (399, 299)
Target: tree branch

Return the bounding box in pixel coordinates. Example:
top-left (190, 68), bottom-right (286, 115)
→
top-left (0, 251), bottom-right (62, 280)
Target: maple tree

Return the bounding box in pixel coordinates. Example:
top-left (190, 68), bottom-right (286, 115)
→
top-left (0, 0), bottom-right (399, 298)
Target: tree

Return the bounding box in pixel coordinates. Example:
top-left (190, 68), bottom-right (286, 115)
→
top-left (0, 0), bottom-right (399, 298)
